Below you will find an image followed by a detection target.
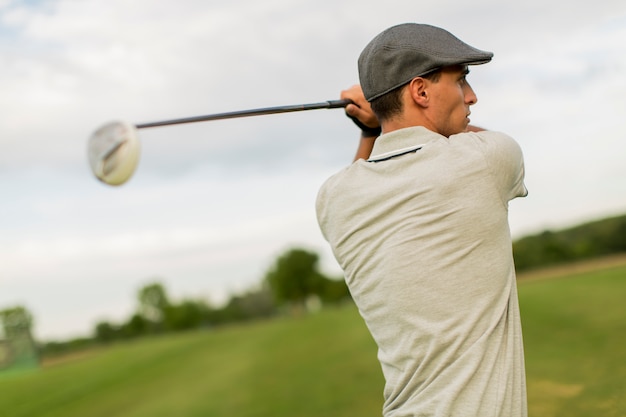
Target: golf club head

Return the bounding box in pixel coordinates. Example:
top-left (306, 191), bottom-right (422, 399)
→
top-left (87, 121), bottom-right (140, 186)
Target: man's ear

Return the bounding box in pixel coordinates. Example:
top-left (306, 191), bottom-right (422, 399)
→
top-left (408, 77), bottom-right (429, 107)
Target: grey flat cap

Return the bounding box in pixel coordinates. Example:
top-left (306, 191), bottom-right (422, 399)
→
top-left (358, 23), bottom-right (493, 101)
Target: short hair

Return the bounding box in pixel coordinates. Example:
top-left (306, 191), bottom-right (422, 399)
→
top-left (370, 68), bottom-right (442, 122)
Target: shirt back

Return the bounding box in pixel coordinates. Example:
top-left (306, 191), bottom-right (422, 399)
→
top-left (316, 126), bottom-right (528, 417)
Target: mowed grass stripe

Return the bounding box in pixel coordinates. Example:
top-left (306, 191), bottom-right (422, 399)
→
top-left (0, 265), bottom-right (624, 417)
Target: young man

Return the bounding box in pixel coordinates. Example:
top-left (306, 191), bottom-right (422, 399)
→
top-left (316, 23), bottom-right (528, 416)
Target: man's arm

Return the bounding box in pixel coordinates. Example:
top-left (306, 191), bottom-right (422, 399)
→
top-left (340, 85), bottom-right (380, 162)
top-left (353, 134), bottom-right (378, 161)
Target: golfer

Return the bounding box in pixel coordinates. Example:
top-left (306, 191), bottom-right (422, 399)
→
top-left (316, 23), bottom-right (528, 416)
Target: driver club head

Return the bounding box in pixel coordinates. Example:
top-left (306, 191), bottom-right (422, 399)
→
top-left (87, 121), bottom-right (140, 186)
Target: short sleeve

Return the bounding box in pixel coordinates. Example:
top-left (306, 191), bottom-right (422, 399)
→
top-left (472, 131), bottom-right (528, 203)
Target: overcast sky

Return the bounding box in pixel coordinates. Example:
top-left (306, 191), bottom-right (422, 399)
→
top-left (1, 0), bottom-right (625, 340)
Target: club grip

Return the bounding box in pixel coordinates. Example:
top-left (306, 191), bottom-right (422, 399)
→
top-left (326, 99), bottom-right (353, 108)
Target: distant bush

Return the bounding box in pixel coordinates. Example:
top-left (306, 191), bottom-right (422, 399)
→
top-left (513, 214), bottom-right (626, 271)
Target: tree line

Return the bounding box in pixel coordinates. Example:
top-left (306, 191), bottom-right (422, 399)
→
top-left (3, 213), bottom-right (626, 362)
top-left (513, 213), bottom-right (626, 271)
top-left (33, 247), bottom-right (351, 359)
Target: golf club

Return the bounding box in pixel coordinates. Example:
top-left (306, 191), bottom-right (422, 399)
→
top-left (87, 99), bottom-right (352, 186)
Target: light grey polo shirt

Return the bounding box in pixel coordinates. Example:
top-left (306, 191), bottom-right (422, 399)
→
top-left (316, 126), bottom-right (528, 417)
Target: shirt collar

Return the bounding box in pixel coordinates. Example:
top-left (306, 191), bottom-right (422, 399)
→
top-left (368, 126), bottom-right (443, 162)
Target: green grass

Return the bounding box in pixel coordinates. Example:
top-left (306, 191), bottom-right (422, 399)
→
top-left (0, 265), bottom-right (624, 417)
top-left (519, 266), bottom-right (626, 417)
top-left (0, 305), bottom-right (383, 417)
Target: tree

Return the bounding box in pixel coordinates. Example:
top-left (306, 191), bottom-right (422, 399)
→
top-left (120, 314), bottom-right (148, 338)
top-left (0, 306), bottom-right (33, 338)
top-left (94, 321), bottom-right (118, 344)
top-left (137, 282), bottom-right (170, 327)
top-left (318, 276), bottom-right (351, 304)
top-left (264, 248), bottom-right (329, 311)
top-left (0, 305), bottom-right (39, 370)
top-left (163, 300), bottom-right (210, 331)
top-left (217, 287), bottom-right (276, 323)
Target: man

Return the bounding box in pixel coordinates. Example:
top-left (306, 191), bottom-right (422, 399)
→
top-left (316, 23), bottom-right (528, 416)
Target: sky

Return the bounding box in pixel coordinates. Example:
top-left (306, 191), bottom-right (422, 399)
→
top-left (1, 0), bottom-right (625, 340)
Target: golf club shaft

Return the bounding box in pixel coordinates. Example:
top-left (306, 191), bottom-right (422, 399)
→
top-left (135, 99), bottom-right (352, 129)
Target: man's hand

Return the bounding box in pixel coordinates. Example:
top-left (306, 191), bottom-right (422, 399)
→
top-left (340, 85), bottom-right (381, 161)
top-left (341, 85), bottom-right (380, 135)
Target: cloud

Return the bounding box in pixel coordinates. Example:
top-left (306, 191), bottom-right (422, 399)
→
top-left (1, 0), bottom-right (364, 174)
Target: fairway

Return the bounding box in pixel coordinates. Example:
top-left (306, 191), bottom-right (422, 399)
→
top-left (0, 304), bottom-right (384, 417)
top-left (519, 265), bottom-right (626, 417)
top-left (0, 264), bottom-right (624, 417)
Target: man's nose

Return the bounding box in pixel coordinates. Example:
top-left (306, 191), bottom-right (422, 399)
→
top-left (465, 84), bottom-right (478, 105)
